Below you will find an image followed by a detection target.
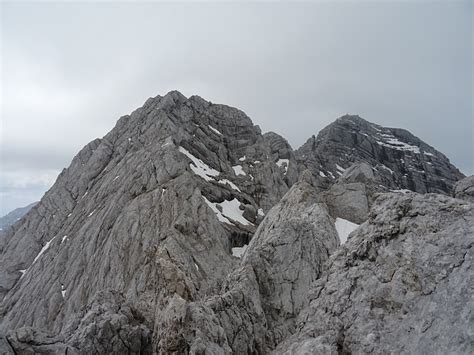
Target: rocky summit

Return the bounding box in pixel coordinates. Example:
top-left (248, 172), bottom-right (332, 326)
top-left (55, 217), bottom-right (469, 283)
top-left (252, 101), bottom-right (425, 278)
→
top-left (0, 91), bottom-right (472, 354)
top-left (297, 115), bottom-right (464, 194)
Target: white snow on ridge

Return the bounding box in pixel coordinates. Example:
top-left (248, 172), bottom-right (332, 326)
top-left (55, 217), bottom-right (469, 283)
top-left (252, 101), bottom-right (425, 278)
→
top-left (18, 234), bottom-right (60, 278)
top-left (208, 125), bottom-right (222, 136)
top-left (335, 218), bottom-right (359, 244)
top-left (276, 159), bottom-right (290, 174)
top-left (379, 164), bottom-right (394, 174)
top-left (179, 146), bottom-right (220, 181)
top-left (219, 199), bottom-right (251, 225)
top-left (319, 171), bottom-right (327, 178)
top-left (336, 164), bottom-right (345, 174)
top-left (218, 179), bottom-right (242, 192)
top-left (203, 197), bottom-right (229, 224)
top-left (32, 235), bottom-right (58, 265)
top-left (376, 136), bottom-right (421, 154)
top-left (232, 244), bottom-right (248, 258)
top-left (390, 189), bottom-right (412, 193)
top-left (202, 196), bottom-right (251, 226)
top-left (232, 165), bottom-right (246, 176)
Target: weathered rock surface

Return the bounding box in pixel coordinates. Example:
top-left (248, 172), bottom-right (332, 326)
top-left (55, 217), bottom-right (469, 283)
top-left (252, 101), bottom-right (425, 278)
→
top-left (5, 290), bottom-right (152, 354)
top-left (454, 175), bottom-right (474, 203)
top-left (155, 171), bottom-right (339, 353)
top-left (297, 115), bottom-right (464, 195)
top-left (276, 192), bottom-right (474, 354)
top-left (322, 162), bottom-right (384, 224)
top-left (0, 91), bottom-right (295, 352)
top-left (0, 91), bottom-right (470, 354)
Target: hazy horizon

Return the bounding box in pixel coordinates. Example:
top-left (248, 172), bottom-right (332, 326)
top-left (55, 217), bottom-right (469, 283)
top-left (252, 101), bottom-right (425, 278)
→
top-left (1, 0), bottom-right (472, 215)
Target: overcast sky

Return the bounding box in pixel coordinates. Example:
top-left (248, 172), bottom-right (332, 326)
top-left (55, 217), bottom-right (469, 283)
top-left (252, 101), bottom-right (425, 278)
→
top-left (1, 0), bottom-right (472, 215)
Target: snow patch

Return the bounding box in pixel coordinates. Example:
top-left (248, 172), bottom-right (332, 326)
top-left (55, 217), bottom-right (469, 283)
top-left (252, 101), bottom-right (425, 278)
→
top-left (203, 197), bottom-right (251, 226)
top-left (276, 159), bottom-right (290, 174)
top-left (232, 165), bottom-right (246, 176)
top-left (61, 284), bottom-right (66, 298)
top-left (239, 156), bottom-right (246, 162)
top-left (336, 164), bottom-right (345, 174)
top-left (179, 146), bottom-right (220, 181)
top-left (380, 165), bottom-right (394, 174)
top-left (88, 210), bottom-right (95, 217)
top-left (232, 245), bottom-right (248, 258)
top-left (424, 152), bottom-right (435, 157)
top-left (376, 136), bottom-right (420, 154)
top-left (32, 235), bottom-right (58, 265)
top-left (390, 189), bottom-right (412, 193)
top-left (257, 208), bottom-right (265, 217)
top-left (335, 218), bottom-right (359, 244)
top-left (319, 171), bottom-right (327, 178)
top-left (218, 179), bottom-right (241, 192)
top-left (61, 235), bottom-right (68, 243)
top-left (208, 125), bottom-right (222, 136)
top-left (113, 175), bottom-right (120, 181)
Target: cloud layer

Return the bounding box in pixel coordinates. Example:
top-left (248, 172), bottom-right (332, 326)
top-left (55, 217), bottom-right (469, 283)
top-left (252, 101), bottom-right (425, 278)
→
top-left (1, 1), bottom-right (472, 215)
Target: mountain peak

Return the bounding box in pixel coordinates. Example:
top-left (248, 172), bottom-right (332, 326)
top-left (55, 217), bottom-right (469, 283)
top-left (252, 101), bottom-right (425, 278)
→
top-left (297, 115), bottom-right (464, 194)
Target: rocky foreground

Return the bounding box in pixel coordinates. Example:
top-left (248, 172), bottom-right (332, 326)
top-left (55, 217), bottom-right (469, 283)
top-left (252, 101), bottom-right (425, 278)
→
top-left (0, 91), bottom-right (472, 354)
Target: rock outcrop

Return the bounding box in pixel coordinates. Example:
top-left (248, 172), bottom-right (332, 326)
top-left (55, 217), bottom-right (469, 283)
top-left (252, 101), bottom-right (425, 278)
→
top-left (0, 91), bottom-right (469, 354)
top-left (297, 115), bottom-right (464, 195)
top-left (454, 175), bottom-right (474, 203)
top-left (0, 91), bottom-right (296, 351)
top-left (155, 171), bottom-right (339, 353)
top-left (276, 192), bottom-right (474, 354)
top-left (322, 162), bottom-right (381, 224)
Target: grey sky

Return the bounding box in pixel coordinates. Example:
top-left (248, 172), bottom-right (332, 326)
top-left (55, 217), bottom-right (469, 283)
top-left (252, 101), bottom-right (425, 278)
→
top-left (1, 0), bottom-right (472, 215)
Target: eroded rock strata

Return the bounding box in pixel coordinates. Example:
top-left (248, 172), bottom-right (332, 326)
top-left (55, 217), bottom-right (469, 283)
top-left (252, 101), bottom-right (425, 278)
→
top-left (0, 91), bottom-right (470, 354)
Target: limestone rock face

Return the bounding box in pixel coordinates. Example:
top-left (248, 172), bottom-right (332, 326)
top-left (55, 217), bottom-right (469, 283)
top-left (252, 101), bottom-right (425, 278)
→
top-left (5, 291), bottom-right (152, 354)
top-left (276, 192), bottom-right (474, 354)
top-left (297, 115), bottom-right (464, 195)
top-left (155, 171), bottom-right (339, 353)
top-left (0, 91), bottom-right (294, 351)
top-left (454, 175), bottom-right (474, 202)
top-left (0, 91), bottom-right (470, 354)
top-left (322, 162), bottom-right (382, 224)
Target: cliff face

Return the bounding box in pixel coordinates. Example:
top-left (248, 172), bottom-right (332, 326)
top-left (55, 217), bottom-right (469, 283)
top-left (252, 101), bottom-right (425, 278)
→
top-left (276, 192), bottom-right (473, 354)
top-left (0, 92), bottom-right (470, 354)
top-left (296, 115), bottom-right (464, 194)
top-left (0, 92), bottom-right (295, 344)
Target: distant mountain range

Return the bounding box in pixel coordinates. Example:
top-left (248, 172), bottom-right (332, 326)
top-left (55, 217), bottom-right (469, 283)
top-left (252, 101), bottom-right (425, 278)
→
top-left (0, 202), bottom-right (37, 232)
